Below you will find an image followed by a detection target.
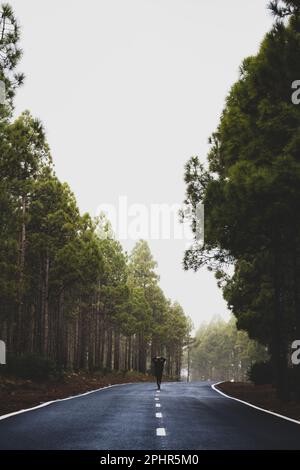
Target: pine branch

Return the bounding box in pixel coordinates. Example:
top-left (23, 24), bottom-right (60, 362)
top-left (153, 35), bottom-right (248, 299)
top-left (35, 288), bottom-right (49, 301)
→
top-left (268, 0), bottom-right (300, 18)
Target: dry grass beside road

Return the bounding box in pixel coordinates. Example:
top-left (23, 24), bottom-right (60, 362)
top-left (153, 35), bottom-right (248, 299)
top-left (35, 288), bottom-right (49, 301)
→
top-left (217, 382), bottom-right (300, 421)
top-left (0, 371), bottom-right (153, 417)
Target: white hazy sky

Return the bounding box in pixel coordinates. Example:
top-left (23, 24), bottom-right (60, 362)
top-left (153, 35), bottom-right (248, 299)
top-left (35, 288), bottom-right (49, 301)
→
top-left (9, 0), bottom-right (274, 330)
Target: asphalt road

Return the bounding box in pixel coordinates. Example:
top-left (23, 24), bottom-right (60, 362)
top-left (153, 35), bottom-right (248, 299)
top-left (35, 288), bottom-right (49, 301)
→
top-left (0, 381), bottom-right (300, 450)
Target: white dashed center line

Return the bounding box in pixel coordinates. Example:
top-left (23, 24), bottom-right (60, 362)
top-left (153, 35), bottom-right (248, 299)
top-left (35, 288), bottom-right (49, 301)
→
top-left (154, 392), bottom-right (165, 437)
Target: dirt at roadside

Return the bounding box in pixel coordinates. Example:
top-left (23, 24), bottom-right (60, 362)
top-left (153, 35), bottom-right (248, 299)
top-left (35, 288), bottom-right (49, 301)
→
top-left (217, 381), bottom-right (300, 421)
top-left (0, 372), bottom-right (153, 416)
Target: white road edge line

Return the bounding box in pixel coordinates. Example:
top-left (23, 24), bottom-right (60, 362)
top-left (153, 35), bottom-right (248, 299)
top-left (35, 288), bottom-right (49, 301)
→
top-left (212, 381), bottom-right (300, 426)
top-left (0, 382), bottom-right (135, 422)
top-left (156, 427), bottom-right (166, 436)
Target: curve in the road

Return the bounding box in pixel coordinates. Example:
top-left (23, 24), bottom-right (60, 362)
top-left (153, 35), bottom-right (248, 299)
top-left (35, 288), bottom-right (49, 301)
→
top-left (212, 381), bottom-right (300, 426)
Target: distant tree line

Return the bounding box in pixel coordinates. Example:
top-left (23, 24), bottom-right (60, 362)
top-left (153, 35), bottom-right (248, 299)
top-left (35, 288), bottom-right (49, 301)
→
top-left (182, 0), bottom-right (300, 399)
top-left (0, 4), bottom-right (191, 377)
top-left (191, 317), bottom-right (269, 382)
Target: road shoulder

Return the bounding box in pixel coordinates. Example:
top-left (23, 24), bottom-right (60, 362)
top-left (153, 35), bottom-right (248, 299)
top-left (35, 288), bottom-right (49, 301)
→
top-left (0, 372), bottom-right (151, 419)
top-left (213, 381), bottom-right (300, 425)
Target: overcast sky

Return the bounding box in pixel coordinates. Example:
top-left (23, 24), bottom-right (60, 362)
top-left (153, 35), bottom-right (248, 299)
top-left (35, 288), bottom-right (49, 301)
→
top-left (9, 0), bottom-right (274, 330)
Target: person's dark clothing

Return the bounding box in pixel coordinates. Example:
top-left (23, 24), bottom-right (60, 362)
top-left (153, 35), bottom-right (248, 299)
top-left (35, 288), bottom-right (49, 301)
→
top-left (152, 357), bottom-right (166, 390)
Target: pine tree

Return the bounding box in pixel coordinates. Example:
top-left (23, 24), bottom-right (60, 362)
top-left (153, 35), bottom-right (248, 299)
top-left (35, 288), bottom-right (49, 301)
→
top-left (182, 5), bottom-right (300, 399)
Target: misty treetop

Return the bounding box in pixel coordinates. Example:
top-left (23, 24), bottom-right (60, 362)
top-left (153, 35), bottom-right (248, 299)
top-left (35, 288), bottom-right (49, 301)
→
top-left (191, 316), bottom-right (269, 382)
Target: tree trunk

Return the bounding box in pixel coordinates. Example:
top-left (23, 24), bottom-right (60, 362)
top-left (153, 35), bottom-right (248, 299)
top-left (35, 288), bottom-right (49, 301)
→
top-left (99, 318), bottom-right (105, 370)
top-left (57, 289), bottom-right (65, 367)
top-left (113, 329), bottom-right (120, 371)
top-left (106, 328), bottom-right (113, 371)
top-left (273, 250), bottom-right (289, 401)
top-left (16, 195), bottom-right (26, 353)
top-left (42, 250), bottom-right (50, 356)
top-left (138, 332), bottom-right (147, 373)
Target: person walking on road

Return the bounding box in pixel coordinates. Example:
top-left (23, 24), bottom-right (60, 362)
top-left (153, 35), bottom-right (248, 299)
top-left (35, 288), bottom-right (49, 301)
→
top-left (152, 356), bottom-right (166, 390)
